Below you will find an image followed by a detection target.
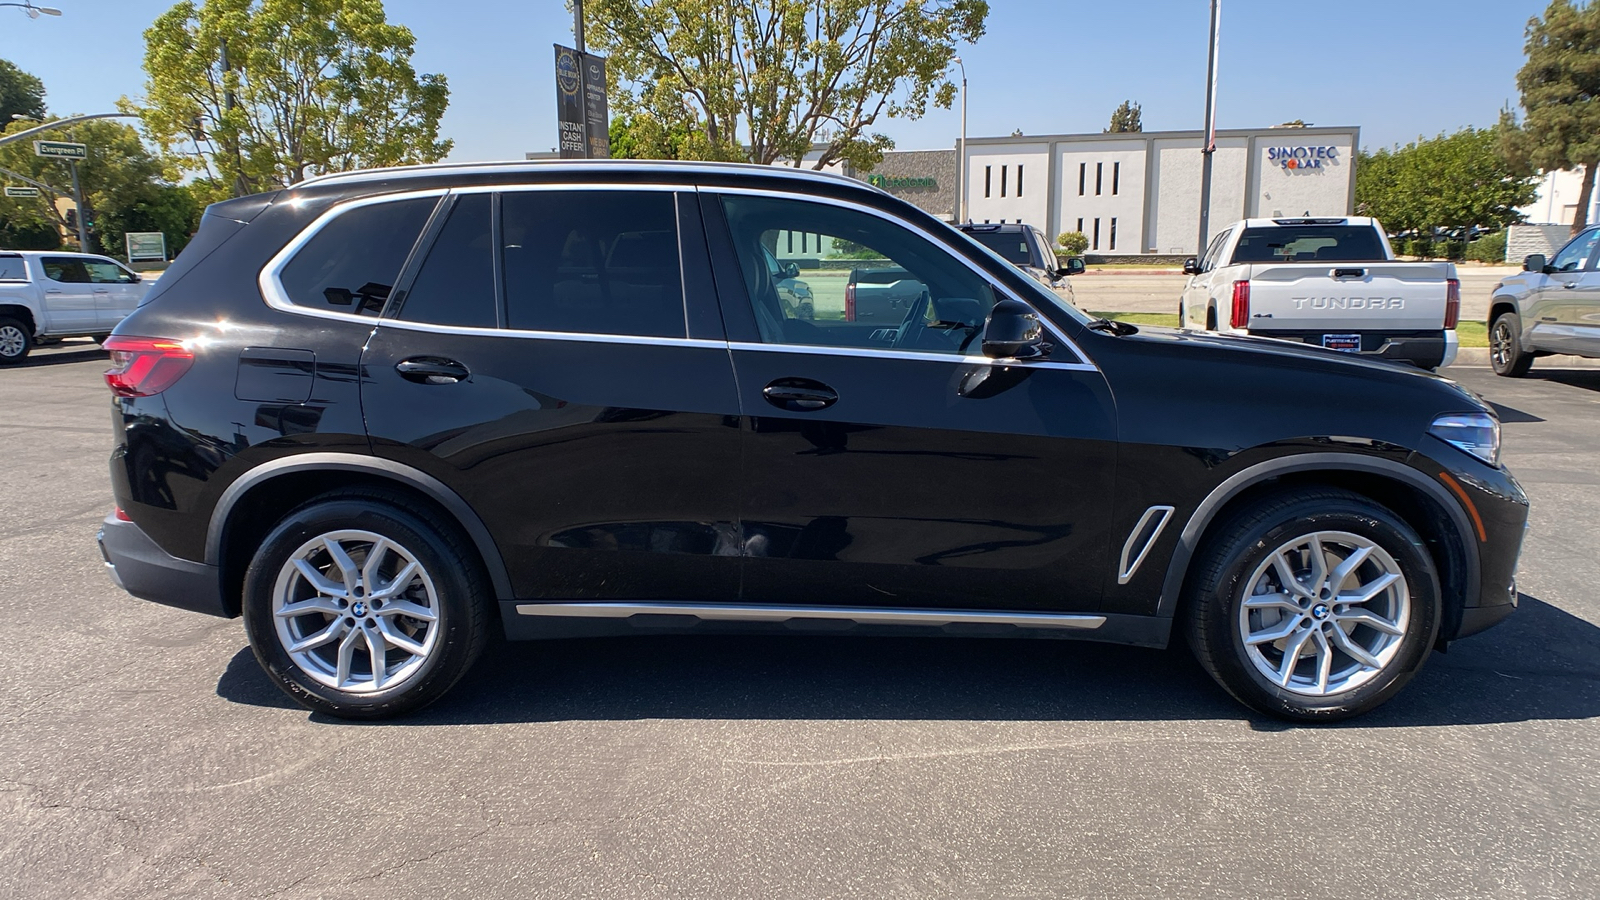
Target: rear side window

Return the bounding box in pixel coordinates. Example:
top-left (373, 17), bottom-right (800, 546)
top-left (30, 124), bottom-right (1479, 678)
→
top-left (501, 191), bottom-right (685, 337)
top-left (279, 196), bottom-right (436, 316)
top-left (0, 255), bottom-right (24, 281)
top-left (1230, 225), bottom-right (1386, 263)
top-left (42, 257), bottom-right (90, 283)
top-left (398, 194), bottom-right (496, 328)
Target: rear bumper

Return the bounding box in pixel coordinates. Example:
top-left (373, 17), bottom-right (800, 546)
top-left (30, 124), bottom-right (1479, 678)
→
top-left (97, 512), bottom-right (229, 617)
top-left (1249, 329), bottom-right (1452, 368)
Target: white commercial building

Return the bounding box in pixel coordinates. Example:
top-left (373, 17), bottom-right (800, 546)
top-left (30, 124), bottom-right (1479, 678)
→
top-left (958, 126), bottom-right (1360, 256)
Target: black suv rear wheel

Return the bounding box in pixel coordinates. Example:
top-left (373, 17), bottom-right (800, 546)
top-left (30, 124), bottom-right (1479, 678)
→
top-left (1183, 489), bottom-right (1441, 721)
top-left (242, 489), bottom-right (491, 719)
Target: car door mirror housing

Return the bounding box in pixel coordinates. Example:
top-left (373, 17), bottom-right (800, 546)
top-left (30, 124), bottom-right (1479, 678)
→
top-left (1523, 254), bottom-right (1547, 273)
top-left (981, 298), bottom-right (1045, 359)
top-left (1182, 257), bottom-right (1200, 276)
top-left (1060, 257), bottom-right (1086, 277)
top-left (781, 261), bottom-right (800, 279)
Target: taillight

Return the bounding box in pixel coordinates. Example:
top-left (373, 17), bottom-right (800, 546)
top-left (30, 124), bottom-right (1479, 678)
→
top-left (103, 336), bottom-right (194, 397)
top-left (1444, 278), bottom-right (1460, 329)
top-left (113, 506), bottom-right (132, 521)
top-left (1230, 280), bottom-right (1251, 330)
top-left (845, 282), bottom-right (857, 322)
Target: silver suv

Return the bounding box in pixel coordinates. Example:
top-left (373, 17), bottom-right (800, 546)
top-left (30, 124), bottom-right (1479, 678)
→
top-left (1489, 226), bottom-right (1600, 376)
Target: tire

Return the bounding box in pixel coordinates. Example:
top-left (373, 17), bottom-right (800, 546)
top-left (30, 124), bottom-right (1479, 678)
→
top-left (1183, 488), bottom-right (1441, 722)
top-left (1205, 307), bottom-right (1217, 331)
top-left (0, 317), bottom-right (33, 364)
top-left (1178, 300), bottom-right (1186, 326)
top-left (1490, 311), bottom-right (1533, 377)
top-left (242, 489), bottom-right (492, 719)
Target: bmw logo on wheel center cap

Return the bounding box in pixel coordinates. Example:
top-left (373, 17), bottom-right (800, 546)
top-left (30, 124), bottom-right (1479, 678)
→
top-left (351, 601), bottom-right (368, 617)
top-left (1311, 603), bottom-right (1330, 620)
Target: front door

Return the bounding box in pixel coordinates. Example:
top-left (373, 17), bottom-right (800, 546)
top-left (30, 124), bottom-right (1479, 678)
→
top-left (361, 188), bottom-right (743, 602)
top-left (1529, 228), bottom-right (1600, 354)
top-left (704, 192), bottom-right (1118, 612)
top-left (37, 256), bottom-right (96, 333)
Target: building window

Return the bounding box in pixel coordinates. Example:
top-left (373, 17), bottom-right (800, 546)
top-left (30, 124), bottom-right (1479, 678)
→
top-left (1000, 165), bottom-right (1008, 198)
top-left (787, 232), bottom-right (793, 253)
top-left (985, 165), bottom-right (992, 198)
top-left (1079, 163), bottom-right (1086, 196)
top-left (801, 232), bottom-right (808, 253)
top-left (1110, 218), bottom-right (1118, 251)
top-left (1096, 163), bottom-right (1103, 196)
top-left (1113, 162), bottom-right (1121, 196)
top-left (1093, 217), bottom-right (1101, 250)
top-left (1017, 165), bottom-right (1024, 198)
top-left (1076, 217), bottom-right (1084, 234)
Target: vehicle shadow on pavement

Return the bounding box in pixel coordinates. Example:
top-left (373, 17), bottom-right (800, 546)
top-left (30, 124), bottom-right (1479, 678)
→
top-left (12, 348), bottom-right (107, 368)
top-left (1529, 369), bottom-right (1600, 393)
top-left (215, 593), bottom-right (1599, 729)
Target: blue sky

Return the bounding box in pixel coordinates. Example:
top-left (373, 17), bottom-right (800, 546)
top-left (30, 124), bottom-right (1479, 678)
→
top-left (0, 0), bottom-right (1553, 162)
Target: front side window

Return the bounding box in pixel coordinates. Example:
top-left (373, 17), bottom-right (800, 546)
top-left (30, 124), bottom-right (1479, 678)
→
top-left (720, 194), bottom-right (996, 355)
top-left (86, 259), bottom-right (137, 284)
top-left (1200, 230), bottom-right (1230, 271)
top-left (397, 193), bottom-right (496, 328)
top-left (279, 197), bottom-right (437, 316)
top-left (501, 190), bottom-right (685, 338)
top-left (42, 257), bottom-right (90, 283)
top-left (1551, 228), bottom-right (1600, 273)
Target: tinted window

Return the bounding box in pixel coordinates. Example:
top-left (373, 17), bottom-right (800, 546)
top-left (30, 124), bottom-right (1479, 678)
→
top-left (501, 191), bottom-right (684, 337)
top-left (966, 229), bottom-right (1033, 266)
top-left (85, 260), bottom-right (136, 284)
top-left (398, 194), bottom-right (496, 328)
top-left (721, 194), bottom-right (995, 354)
top-left (1230, 225), bottom-right (1386, 263)
top-left (42, 257), bottom-right (90, 283)
top-left (280, 197), bottom-right (436, 316)
top-left (1199, 230), bottom-right (1230, 272)
top-left (0, 255), bottom-right (24, 281)
top-left (1550, 228), bottom-right (1600, 273)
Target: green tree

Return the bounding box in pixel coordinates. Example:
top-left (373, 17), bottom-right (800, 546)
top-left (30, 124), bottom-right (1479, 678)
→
top-left (0, 58), bottom-right (47, 124)
top-left (138, 0), bottom-right (452, 199)
top-left (1355, 128), bottom-right (1536, 256)
top-left (1106, 100), bottom-right (1142, 133)
top-left (1501, 1), bottom-right (1600, 235)
top-left (583, 0), bottom-right (988, 170)
top-left (1056, 231), bottom-right (1088, 256)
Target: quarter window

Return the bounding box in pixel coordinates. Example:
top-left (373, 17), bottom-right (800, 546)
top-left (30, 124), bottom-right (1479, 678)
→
top-left (397, 194), bottom-right (497, 328)
top-left (719, 194), bottom-right (996, 355)
top-left (501, 190), bottom-right (685, 337)
top-left (279, 197), bottom-right (437, 315)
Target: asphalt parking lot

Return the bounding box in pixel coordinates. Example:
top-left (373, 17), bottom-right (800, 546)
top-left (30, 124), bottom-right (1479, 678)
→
top-left (2, 341), bottom-right (1597, 899)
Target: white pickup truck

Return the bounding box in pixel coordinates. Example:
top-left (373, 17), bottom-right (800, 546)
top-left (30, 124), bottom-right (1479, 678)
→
top-left (1178, 217), bottom-right (1459, 369)
top-left (0, 250), bottom-right (152, 364)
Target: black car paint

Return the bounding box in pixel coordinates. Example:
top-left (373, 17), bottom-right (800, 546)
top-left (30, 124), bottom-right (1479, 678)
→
top-left (100, 162), bottom-right (1527, 652)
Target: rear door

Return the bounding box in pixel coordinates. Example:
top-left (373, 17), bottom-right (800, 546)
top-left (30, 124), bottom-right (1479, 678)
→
top-left (360, 187), bottom-right (743, 603)
top-left (37, 256), bottom-right (96, 333)
top-left (83, 257), bottom-right (142, 330)
top-left (706, 190), bottom-right (1118, 613)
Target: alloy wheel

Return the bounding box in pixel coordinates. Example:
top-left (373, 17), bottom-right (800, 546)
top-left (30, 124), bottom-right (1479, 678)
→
top-left (1490, 320), bottom-right (1513, 369)
top-left (1236, 530), bottom-right (1411, 697)
top-left (0, 325), bottom-right (26, 359)
top-left (270, 529), bottom-right (442, 693)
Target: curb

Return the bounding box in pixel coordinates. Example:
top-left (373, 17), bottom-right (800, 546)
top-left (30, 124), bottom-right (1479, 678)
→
top-left (1446, 348), bottom-right (1600, 368)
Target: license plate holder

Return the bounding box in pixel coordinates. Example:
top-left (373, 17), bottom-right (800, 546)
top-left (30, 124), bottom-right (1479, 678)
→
top-left (1322, 333), bottom-right (1361, 352)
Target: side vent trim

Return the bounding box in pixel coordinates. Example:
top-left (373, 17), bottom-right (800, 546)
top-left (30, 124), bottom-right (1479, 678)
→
top-left (1118, 505), bottom-right (1175, 585)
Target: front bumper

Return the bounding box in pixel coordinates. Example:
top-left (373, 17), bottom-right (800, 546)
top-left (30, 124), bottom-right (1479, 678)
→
top-left (97, 512), bottom-right (229, 617)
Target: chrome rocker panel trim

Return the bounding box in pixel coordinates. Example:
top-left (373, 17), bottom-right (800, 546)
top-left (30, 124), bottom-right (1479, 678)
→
top-left (515, 601), bottom-right (1106, 630)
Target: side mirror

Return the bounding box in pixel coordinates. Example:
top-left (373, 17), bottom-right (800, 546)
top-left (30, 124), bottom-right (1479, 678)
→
top-left (1523, 254), bottom-right (1547, 273)
top-left (981, 298), bottom-right (1045, 359)
top-left (781, 261), bottom-right (800, 279)
top-left (1182, 257), bottom-right (1200, 276)
top-left (1059, 257), bottom-right (1086, 277)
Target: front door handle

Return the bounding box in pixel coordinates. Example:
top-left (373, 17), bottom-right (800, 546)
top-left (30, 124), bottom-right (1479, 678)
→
top-left (762, 378), bottom-right (838, 411)
top-left (1564, 282), bottom-right (1580, 290)
top-left (396, 357), bottom-right (469, 385)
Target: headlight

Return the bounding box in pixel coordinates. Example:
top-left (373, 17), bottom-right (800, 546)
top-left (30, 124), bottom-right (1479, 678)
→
top-left (1429, 412), bottom-right (1500, 466)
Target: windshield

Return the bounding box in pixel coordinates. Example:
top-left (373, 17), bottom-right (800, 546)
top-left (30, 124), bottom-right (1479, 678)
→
top-left (1231, 225), bottom-right (1387, 263)
top-left (937, 222), bottom-right (1091, 326)
top-left (966, 230), bottom-right (1034, 266)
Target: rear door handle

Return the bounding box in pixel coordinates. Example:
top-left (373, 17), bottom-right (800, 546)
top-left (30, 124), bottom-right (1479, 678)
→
top-left (762, 378), bottom-right (838, 411)
top-left (396, 357), bottom-right (469, 384)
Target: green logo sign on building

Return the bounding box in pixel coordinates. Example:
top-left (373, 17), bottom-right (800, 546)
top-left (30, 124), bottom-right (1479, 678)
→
top-left (867, 174), bottom-right (937, 190)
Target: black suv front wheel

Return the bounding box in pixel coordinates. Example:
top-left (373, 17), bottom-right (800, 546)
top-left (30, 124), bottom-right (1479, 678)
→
top-left (243, 490), bottom-right (491, 719)
top-left (1183, 489), bottom-right (1441, 721)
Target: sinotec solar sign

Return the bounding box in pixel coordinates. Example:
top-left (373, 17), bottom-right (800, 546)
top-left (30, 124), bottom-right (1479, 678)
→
top-left (1267, 145), bottom-right (1339, 171)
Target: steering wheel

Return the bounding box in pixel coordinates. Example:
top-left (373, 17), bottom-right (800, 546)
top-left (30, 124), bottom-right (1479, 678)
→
top-left (891, 288), bottom-right (931, 351)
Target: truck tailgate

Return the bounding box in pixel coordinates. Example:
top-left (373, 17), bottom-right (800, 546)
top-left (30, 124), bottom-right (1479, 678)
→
top-left (1243, 262), bottom-right (1452, 332)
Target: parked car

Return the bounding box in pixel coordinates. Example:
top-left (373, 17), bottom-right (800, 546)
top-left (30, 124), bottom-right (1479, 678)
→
top-left (844, 264), bottom-right (926, 327)
top-left (1487, 226), bottom-right (1600, 376)
top-left (1179, 217), bottom-right (1460, 370)
top-left (98, 161), bottom-right (1525, 722)
top-left (760, 244), bottom-right (813, 320)
top-left (959, 222), bottom-right (1085, 302)
top-left (0, 250), bottom-right (151, 363)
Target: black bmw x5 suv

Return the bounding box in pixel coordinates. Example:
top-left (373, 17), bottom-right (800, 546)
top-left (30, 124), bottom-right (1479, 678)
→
top-left (98, 161), bottom-right (1526, 721)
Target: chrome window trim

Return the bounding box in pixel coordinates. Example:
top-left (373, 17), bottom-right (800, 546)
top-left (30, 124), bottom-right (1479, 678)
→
top-left (372, 315), bottom-right (728, 349)
top-left (1117, 505), bottom-right (1175, 585)
top-left (727, 340), bottom-right (1097, 372)
top-left (514, 601), bottom-right (1106, 630)
top-left (701, 185), bottom-right (1096, 370)
top-left (294, 159), bottom-right (877, 193)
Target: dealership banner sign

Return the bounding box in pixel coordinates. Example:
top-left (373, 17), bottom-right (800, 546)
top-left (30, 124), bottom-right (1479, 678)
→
top-left (554, 44), bottom-right (610, 160)
top-left (1268, 145), bottom-right (1339, 170)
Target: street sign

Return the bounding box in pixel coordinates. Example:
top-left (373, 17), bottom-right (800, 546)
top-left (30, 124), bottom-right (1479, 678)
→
top-left (33, 140), bottom-right (88, 160)
top-left (3, 186), bottom-right (41, 198)
top-left (125, 232), bottom-right (167, 263)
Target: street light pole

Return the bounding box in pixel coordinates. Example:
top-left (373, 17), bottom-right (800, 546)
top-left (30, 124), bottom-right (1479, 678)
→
top-left (1196, 0), bottom-right (1221, 255)
top-left (0, 3), bottom-right (63, 17)
top-left (68, 159), bottom-right (88, 250)
top-left (954, 56), bottom-right (968, 224)
top-left (574, 0), bottom-right (585, 53)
